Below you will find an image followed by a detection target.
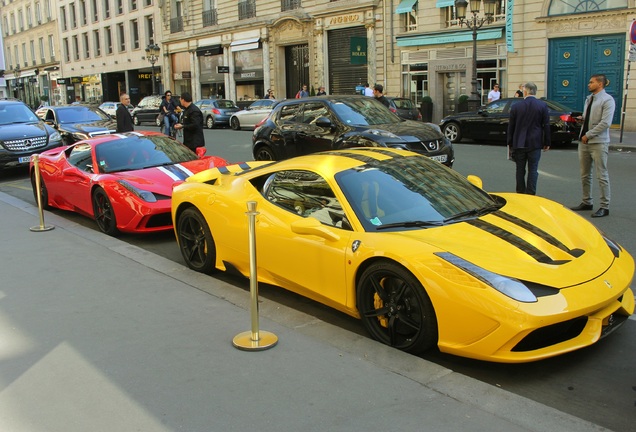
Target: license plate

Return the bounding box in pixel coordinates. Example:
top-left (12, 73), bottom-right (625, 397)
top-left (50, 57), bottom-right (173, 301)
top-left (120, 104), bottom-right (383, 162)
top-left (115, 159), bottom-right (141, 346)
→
top-left (18, 156), bottom-right (31, 164)
top-left (429, 155), bottom-right (447, 163)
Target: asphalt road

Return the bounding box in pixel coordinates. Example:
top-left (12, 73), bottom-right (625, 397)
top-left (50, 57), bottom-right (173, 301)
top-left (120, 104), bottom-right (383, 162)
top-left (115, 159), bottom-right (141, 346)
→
top-left (1, 125), bottom-right (635, 432)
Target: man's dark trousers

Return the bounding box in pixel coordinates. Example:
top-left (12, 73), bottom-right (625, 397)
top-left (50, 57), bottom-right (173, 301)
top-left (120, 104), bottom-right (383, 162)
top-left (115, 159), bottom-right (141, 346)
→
top-left (513, 147), bottom-right (541, 195)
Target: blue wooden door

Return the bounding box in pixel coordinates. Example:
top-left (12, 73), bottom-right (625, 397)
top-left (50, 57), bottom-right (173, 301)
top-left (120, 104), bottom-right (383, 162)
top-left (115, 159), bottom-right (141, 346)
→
top-left (548, 35), bottom-right (623, 124)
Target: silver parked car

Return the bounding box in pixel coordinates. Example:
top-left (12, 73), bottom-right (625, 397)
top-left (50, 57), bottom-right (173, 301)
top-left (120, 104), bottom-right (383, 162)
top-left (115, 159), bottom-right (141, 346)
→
top-left (194, 99), bottom-right (240, 129)
top-left (230, 99), bottom-right (279, 130)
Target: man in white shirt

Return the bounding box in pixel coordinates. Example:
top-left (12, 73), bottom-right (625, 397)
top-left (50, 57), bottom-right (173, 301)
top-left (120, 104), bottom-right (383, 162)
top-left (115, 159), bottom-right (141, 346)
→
top-left (364, 83), bottom-right (374, 97)
top-left (488, 83), bottom-right (501, 103)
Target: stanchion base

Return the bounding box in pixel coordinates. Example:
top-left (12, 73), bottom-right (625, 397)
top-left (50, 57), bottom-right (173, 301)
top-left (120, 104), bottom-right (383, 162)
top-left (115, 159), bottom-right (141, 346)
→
top-left (30, 225), bottom-right (55, 232)
top-left (232, 330), bottom-right (278, 351)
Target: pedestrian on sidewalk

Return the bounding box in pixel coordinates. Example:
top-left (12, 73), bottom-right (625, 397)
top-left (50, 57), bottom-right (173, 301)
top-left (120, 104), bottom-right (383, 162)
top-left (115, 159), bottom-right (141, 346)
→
top-left (570, 73), bottom-right (615, 218)
top-left (174, 92), bottom-right (205, 152)
top-left (116, 93), bottom-right (134, 133)
top-left (507, 82), bottom-right (551, 195)
top-left (373, 84), bottom-right (390, 108)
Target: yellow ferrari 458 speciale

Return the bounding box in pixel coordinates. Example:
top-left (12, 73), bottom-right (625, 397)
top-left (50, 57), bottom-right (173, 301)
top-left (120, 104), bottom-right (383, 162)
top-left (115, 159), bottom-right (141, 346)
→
top-left (171, 148), bottom-right (634, 363)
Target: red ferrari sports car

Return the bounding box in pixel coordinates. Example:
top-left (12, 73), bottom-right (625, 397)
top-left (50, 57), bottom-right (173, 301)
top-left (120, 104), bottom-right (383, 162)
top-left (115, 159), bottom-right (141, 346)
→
top-left (29, 131), bottom-right (228, 235)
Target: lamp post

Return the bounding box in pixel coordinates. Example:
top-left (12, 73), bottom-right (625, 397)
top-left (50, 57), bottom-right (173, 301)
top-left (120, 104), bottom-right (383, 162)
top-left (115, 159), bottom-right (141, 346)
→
top-left (455, 0), bottom-right (496, 111)
top-left (13, 65), bottom-right (22, 100)
top-left (145, 43), bottom-right (160, 95)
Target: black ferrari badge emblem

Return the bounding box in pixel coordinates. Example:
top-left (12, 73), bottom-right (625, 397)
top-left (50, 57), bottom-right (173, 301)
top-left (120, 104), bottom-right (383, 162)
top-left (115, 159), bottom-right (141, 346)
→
top-left (352, 240), bottom-right (361, 252)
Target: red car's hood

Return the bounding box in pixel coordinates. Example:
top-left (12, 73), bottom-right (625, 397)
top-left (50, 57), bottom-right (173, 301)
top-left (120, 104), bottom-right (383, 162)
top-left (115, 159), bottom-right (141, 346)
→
top-left (110, 157), bottom-right (227, 196)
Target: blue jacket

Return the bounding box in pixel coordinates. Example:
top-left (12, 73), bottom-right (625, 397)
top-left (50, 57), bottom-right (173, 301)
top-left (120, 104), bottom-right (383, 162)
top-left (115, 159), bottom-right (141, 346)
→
top-left (507, 96), bottom-right (551, 150)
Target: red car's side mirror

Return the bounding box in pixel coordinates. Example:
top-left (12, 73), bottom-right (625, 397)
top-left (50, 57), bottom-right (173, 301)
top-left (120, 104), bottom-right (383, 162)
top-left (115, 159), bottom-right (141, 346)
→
top-left (196, 147), bottom-right (207, 158)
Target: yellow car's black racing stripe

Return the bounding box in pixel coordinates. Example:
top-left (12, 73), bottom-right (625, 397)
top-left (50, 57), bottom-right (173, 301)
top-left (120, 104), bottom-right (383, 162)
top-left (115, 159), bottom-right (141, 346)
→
top-left (493, 211), bottom-right (584, 257)
top-left (467, 219), bottom-right (571, 265)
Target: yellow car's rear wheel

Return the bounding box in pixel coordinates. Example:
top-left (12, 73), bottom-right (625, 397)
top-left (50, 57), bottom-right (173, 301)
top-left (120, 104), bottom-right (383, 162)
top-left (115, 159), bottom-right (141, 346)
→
top-left (177, 207), bottom-right (217, 274)
top-left (357, 262), bottom-right (438, 354)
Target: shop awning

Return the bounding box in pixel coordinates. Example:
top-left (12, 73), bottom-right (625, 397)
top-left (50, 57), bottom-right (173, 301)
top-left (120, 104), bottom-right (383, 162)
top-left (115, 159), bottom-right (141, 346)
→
top-left (396, 0), bottom-right (418, 13)
top-left (397, 27), bottom-right (503, 47)
top-left (435, 0), bottom-right (456, 8)
top-left (230, 38), bottom-right (260, 52)
top-left (196, 44), bottom-right (223, 56)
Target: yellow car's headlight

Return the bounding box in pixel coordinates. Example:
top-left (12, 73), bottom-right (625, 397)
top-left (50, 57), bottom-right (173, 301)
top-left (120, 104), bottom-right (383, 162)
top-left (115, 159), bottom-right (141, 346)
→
top-left (436, 252), bottom-right (538, 303)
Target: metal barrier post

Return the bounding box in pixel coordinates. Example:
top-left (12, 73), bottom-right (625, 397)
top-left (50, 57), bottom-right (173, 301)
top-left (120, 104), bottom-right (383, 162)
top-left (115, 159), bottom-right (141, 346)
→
top-left (30, 155), bottom-right (55, 232)
top-left (232, 201), bottom-right (278, 351)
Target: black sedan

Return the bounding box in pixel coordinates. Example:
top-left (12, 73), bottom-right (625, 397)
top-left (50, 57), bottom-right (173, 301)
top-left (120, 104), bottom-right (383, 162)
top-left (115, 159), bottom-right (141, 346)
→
top-left (252, 95), bottom-right (454, 167)
top-left (36, 105), bottom-right (116, 145)
top-left (0, 99), bottom-right (63, 170)
top-left (439, 98), bottom-right (582, 146)
top-left (386, 97), bottom-right (422, 121)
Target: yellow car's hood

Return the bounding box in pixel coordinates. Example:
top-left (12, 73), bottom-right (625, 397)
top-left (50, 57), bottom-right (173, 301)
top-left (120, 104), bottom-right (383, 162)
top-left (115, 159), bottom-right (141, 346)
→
top-left (394, 200), bottom-right (616, 289)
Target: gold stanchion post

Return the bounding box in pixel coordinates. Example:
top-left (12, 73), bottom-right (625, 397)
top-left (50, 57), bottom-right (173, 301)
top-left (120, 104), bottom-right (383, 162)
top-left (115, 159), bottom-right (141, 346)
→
top-left (232, 201), bottom-right (278, 351)
top-left (30, 155), bottom-right (55, 232)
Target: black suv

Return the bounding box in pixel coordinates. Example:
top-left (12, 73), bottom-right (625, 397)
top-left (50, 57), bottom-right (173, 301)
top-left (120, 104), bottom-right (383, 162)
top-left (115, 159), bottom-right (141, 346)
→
top-left (0, 99), bottom-right (63, 170)
top-left (252, 95), bottom-right (454, 167)
top-left (131, 95), bottom-right (163, 126)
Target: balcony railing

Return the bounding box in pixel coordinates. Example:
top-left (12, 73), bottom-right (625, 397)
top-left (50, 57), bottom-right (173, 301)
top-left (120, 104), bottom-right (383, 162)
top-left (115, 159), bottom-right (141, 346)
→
top-left (170, 16), bottom-right (184, 33)
top-left (203, 9), bottom-right (218, 27)
top-left (239, 0), bottom-right (256, 20)
top-left (282, 0), bottom-right (301, 11)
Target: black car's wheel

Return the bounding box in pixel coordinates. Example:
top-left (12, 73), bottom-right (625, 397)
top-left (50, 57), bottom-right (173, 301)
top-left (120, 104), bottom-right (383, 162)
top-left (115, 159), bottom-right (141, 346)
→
top-left (254, 145), bottom-right (276, 161)
top-left (230, 116), bottom-right (241, 130)
top-left (177, 207), bottom-right (217, 274)
top-left (92, 188), bottom-right (119, 236)
top-left (442, 122), bottom-right (462, 143)
top-left (357, 261), bottom-right (438, 354)
top-left (30, 170), bottom-right (50, 210)
top-left (133, 115), bottom-right (140, 126)
top-left (206, 116), bottom-right (215, 129)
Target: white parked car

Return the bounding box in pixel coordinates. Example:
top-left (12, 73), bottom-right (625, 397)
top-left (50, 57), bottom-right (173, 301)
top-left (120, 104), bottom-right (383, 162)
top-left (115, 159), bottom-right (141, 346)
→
top-left (99, 102), bottom-right (134, 119)
top-left (230, 99), bottom-right (278, 130)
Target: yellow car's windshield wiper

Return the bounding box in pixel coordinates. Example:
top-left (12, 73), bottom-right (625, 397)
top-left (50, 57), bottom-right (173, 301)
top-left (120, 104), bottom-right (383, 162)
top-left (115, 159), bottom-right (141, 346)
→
top-left (375, 220), bottom-right (443, 230)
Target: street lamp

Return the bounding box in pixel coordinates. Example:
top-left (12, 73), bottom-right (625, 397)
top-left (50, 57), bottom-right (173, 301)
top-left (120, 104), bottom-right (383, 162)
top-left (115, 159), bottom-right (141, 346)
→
top-left (455, 0), bottom-right (496, 110)
top-left (13, 65), bottom-right (22, 100)
top-left (145, 43), bottom-right (160, 95)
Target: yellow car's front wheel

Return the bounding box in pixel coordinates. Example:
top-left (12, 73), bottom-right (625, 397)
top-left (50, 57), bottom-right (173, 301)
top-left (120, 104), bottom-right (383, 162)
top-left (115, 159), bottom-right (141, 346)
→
top-left (177, 207), bottom-right (217, 274)
top-left (357, 262), bottom-right (438, 354)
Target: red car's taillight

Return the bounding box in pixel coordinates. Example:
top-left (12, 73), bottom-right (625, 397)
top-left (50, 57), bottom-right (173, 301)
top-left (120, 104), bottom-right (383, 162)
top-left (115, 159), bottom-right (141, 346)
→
top-left (212, 108), bottom-right (221, 115)
top-left (560, 114), bottom-right (575, 123)
top-left (389, 107), bottom-right (397, 113)
top-left (255, 117), bottom-right (267, 128)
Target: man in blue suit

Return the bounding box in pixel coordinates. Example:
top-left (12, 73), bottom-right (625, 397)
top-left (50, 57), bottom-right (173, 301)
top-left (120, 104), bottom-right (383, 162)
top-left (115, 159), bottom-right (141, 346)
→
top-left (507, 82), bottom-right (551, 195)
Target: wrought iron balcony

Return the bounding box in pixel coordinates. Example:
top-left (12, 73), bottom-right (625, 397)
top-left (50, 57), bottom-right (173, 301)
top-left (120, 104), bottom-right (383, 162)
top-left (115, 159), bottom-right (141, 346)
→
top-left (203, 9), bottom-right (218, 27)
top-left (170, 16), bottom-right (184, 33)
top-left (238, 0), bottom-right (256, 20)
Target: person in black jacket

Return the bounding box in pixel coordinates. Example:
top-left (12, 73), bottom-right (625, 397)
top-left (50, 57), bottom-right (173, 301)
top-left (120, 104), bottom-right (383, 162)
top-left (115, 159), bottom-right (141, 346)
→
top-left (174, 92), bottom-right (204, 152)
top-left (373, 84), bottom-right (390, 108)
top-left (115, 93), bottom-right (134, 133)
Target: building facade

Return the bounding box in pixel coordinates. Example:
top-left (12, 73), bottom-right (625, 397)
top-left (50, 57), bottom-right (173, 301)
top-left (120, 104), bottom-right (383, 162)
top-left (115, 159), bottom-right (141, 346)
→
top-left (1, 0), bottom-right (59, 108)
top-left (3, 0), bottom-right (636, 130)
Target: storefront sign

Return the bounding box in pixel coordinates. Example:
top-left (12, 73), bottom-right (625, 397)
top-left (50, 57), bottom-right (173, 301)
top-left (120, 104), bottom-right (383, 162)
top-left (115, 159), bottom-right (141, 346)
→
top-left (139, 73), bottom-right (153, 80)
top-left (70, 76), bottom-right (83, 84)
top-left (57, 78), bottom-right (67, 84)
top-left (217, 66), bottom-right (229, 73)
top-left (350, 37), bottom-right (367, 65)
top-left (327, 13), bottom-right (362, 27)
top-left (182, 71), bottom-right (192, 79)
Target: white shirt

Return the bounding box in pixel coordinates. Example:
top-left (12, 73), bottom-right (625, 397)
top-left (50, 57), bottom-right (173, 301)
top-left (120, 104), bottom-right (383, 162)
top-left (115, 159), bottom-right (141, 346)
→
top-left (364, 87), bottom-right (374, 97)
top-left (488, 90), bottom-right (500, 102)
